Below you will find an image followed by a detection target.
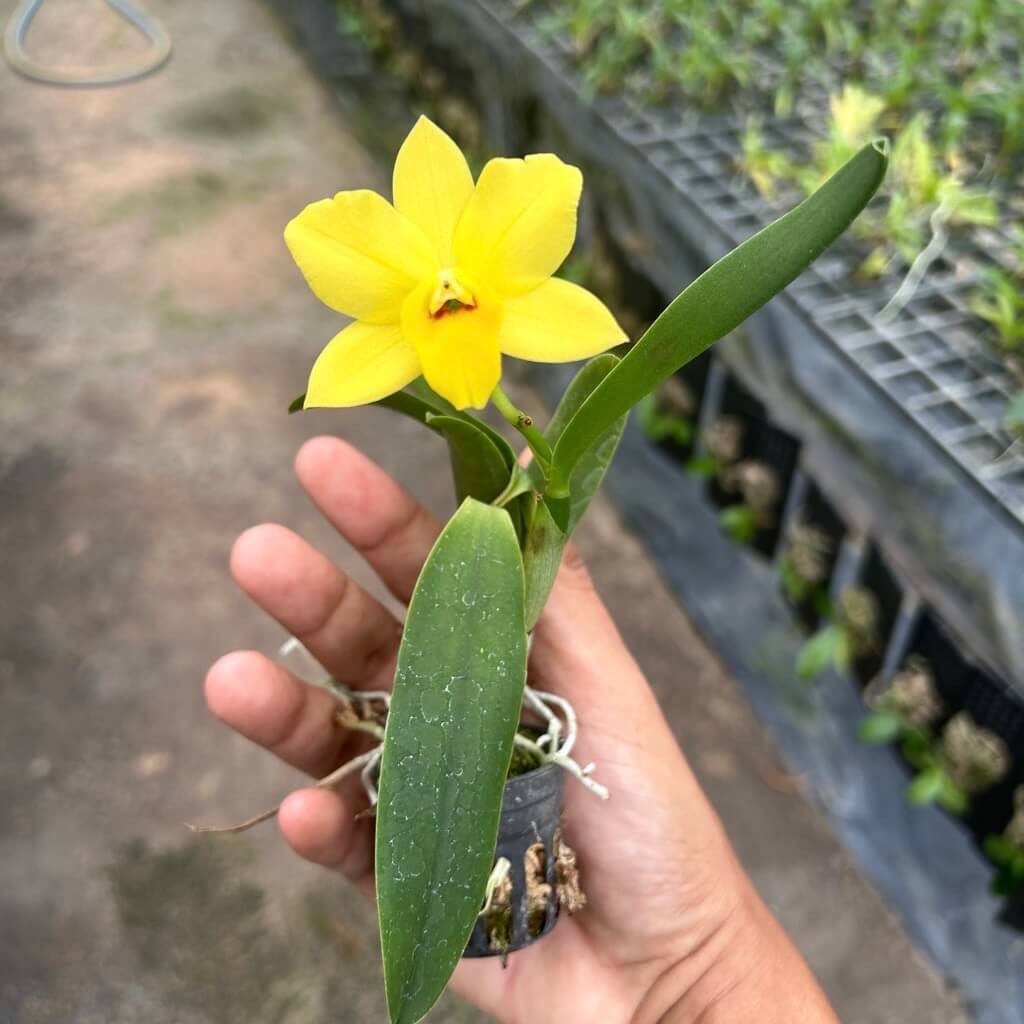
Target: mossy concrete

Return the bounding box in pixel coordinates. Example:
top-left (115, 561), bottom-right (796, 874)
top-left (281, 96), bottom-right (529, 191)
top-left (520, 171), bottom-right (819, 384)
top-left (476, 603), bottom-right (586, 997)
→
top-left (0, 0), bottom-right (965, 1021)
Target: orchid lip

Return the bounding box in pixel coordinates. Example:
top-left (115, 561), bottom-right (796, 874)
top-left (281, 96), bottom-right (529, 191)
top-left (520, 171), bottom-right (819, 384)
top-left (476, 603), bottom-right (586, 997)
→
top-left (428, 269), bottom-right (476, 316)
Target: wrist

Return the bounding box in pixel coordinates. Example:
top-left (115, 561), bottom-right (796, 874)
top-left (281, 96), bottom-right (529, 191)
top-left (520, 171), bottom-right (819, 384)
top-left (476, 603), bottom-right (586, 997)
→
top-left (635, 876), bottom-right (838, 1024)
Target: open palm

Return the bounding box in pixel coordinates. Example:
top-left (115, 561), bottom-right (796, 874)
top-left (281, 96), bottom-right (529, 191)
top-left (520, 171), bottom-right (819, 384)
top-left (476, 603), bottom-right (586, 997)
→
top-left (206, 436), bottom-right (835, 1023)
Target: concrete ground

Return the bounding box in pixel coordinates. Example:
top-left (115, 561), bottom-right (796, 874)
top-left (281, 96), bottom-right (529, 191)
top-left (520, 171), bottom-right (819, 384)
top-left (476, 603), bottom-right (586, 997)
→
top-left (0, 1), bottom-right (967, 1021)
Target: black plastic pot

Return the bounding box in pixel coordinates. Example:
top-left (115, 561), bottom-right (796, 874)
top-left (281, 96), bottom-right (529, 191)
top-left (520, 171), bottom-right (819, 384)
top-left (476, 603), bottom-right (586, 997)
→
top-left (463, 762), bottom-right (565, 958)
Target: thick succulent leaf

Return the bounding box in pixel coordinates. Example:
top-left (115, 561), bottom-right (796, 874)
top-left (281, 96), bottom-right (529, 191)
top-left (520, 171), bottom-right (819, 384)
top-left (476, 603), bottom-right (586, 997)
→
top-left (376, 389), bottom-right (447, 425)
top-left (524, 495), bottom-right (572, 631)
top-left (290, 386), bottom-right (449, 427)
top-left (548, 354), bottom-right (626, 534)
top-left (426, 414), bottom-right (513, 505)
top-left (546, 140), bottom-right (889, 516)
top-left (376, 499), bottom-right (527, 1024)
top-left (545, 352), bottom-right (621, 444)
top-left (522, 356), bottom-right (625, 628)
top-left (409, 378), bottom-right (517, 470)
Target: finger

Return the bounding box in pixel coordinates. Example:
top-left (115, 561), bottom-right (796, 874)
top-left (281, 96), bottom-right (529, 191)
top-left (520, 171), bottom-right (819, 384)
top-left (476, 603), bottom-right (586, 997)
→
top-left (279, 787), bottom-right (375, 887)
top-left (205, 649), bottom-right (351, 778)
top-left (295, 437), bottom-right (442, 604)
top-left (230, 523), bottom-right (401, 687)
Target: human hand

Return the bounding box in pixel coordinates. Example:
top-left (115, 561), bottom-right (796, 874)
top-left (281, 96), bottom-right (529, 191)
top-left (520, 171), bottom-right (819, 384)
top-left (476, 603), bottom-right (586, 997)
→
top-left (205, 436), bottom-right (838, 1023)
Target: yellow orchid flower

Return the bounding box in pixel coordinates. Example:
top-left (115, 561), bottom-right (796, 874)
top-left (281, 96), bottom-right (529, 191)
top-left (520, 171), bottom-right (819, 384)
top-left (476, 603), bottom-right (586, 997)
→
top-left (285, 116), bottom-right (627, 411)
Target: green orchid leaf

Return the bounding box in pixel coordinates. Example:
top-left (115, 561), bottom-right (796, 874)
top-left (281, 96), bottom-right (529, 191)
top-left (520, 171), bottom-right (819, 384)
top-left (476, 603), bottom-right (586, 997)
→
top-left (376, 498), bottom-right (527, 1024)
top-left (857, 709), bottom-right (904, 745)
top-left (546, 353), bottom-right (622, 443)
top-left (289, 384), bottom-right (466, 434)
top-left (984, 834), bottom-right (1019, 866)
top-left (719, 503), bottom-right (758, 544)
top-left (522, 496), bottom-right (566, 632)
top-left (796, 623), bottom-right (842, 680)
top-left (376, 390), bottom-right (448, 426)
top-left (547, 140), bottom-right (889, 513)
top-left (426, 415), bottom-right (513, 505)
top-left (542, 354), bottom-right (627, 535)
top-left (493, 462), bottom-right (535, 508)
top-left (936, 776), bottom-right (969, 816)
top-left (409, 378), bottom-right (517, 471)
top-left (992, 864), bottom-right (1022, 898)
top-left (899, 727), bottom-right (936, 770)
top-left (906, 768), bottom-right (944, 806)
top-left (522, 355), bottom-right (626, 628)
top-left (686, 454), bottom-right (719, 479)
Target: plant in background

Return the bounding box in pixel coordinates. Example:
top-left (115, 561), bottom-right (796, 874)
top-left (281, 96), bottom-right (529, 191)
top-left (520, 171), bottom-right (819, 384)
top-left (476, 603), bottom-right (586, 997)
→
top-left (778, 516), bottom-right (834, 615)
top-left (752, 86), bottom-right (998, 280)
top-left (971, 230), bottom-right (1024, 376)
top-left (796, 584), bottom-right (879, 681)
top-left (942, 711), bottom-right (1011, 797)
top-left (718, 458), bottom-right (781, 544)
top-left (985, 787), bottom-right (1024, 898)
top-left (971, 267), bottom-right (1024, 354)
top-left (636, 377), bottom-right (696, 450)
top-left (192, 116), bottom-right (886, 1023)
top-left (1005, 392), bottom-right (1024, 440)
top-left (860, 661), bottom-right (1010, 814)
top-left (739, 118), bottom-right (797, 200)
top-left (684, 415), bottom-right (778, 545)
top-left (688, 414), bottom-right (744, 479)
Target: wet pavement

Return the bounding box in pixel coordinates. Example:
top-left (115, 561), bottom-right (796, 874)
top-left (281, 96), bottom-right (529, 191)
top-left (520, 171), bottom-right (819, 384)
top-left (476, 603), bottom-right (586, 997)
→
top-left (0, 0), bottom-right (967, 1020)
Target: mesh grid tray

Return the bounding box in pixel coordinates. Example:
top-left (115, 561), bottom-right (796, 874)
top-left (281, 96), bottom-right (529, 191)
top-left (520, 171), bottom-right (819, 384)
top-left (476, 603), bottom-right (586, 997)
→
top-left (476, 0), bottom-right (1024, 527)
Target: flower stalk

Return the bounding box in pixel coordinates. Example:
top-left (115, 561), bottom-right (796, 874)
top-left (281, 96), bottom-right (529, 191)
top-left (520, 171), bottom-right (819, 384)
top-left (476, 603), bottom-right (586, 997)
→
top-left (490, 383), bottom-right (552, 473)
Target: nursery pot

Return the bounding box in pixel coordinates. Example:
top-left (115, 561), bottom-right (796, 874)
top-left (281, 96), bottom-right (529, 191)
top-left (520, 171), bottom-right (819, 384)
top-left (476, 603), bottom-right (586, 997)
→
top-left (463, 761), bottom-right (566, 958)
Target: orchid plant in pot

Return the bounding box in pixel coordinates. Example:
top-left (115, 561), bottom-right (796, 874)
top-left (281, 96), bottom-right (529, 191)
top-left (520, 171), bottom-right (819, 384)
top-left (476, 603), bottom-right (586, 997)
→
top-left (194, 116), bottom-right (886, 1024)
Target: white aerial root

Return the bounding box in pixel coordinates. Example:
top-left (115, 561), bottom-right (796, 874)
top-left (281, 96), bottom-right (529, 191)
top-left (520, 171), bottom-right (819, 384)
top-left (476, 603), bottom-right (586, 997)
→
top-left (189, 646), bottom-right (607, 837)
top-left (518, 686), bottom-right (609, 800)
top-left (186, 747), bottom-right (381, 835)
top-left (877, 201), bottom-right (950, 325)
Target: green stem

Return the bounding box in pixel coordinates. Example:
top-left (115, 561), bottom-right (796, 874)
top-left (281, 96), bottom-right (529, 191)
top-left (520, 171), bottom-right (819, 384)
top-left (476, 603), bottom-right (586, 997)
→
top-left (491, 384), bottom-right (552, 473)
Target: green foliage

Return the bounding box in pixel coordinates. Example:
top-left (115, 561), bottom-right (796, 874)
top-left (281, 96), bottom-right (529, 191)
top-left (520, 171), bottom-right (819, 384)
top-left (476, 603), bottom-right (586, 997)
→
top-left (522, 497), bottom-right (566, 631)
top-left (971, 267), bottom-right (1024, 353)
top-left (778, 555), bottom-right (810, 605)
top-left (356, 142), bottom-right (888, 1017)
top-left (636, 393), bottom-right (694, 448)
top-left (685, 453), bottom-right (719, 479)
top-left (534, 0), bottom-right (1024, 159)
top-left (426, 415), bottom-right (512, 505)
top-left (523, 354), bottom-right (626, 628)
top-left (542, 354), bottom-right (627, 533)
top-left (985, 835), bottom-right (1024, 898)
top-left (796, 622), bottom-right (850, 680)
top-left (739, 119), bottom-right (795, 200)
top-left (376, 499), bottom-right (527, 1024)
top-left (857, 709), bottom-right (904, 744)
top-left (547, 140), bottom-right (888, 515)
top-left (1005, 392), bottom-right (1024, 438)
top-left (718, 502), bottom-right (758, 545)
top-left (746, 91), bottom-right (995, 278)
